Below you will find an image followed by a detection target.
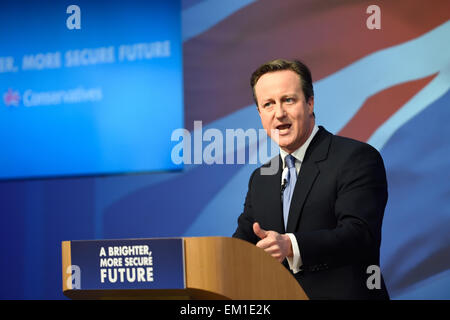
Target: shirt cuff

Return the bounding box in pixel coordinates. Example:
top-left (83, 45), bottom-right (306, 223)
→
top-left (286, 233), bottom-right (302, 274)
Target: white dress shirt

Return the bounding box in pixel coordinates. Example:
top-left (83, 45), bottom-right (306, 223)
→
top-left (279, 125), bottom-right (319, 274)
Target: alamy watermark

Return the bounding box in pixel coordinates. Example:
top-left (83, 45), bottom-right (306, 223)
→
top-left (366, 265), bottom-right (382, 290)
top-left (171, 121), bottom-right (280, 175)
top-left (366, 5), bottom-right (381, 30)
top-left (66, 262), bottom-right (383, 290)
top-left (66, 264), bottom-right (81, 289)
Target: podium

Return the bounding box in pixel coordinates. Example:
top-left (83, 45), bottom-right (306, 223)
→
top-left (62, 236), bottom-right (308, 300)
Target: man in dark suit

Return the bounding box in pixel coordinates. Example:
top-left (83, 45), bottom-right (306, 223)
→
top-left (233, 59), bottom-right (389, 299)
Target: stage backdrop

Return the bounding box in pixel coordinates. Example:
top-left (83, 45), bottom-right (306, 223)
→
top-left (0, 0), bottom-right (182, 179)
top-left (0, 0), bottom-right (449, 299)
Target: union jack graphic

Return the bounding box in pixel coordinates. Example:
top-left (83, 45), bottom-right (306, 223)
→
top-left (3, 88), bottom-right (20, 106)
top-left (101, 0), bottom-right (450, 299)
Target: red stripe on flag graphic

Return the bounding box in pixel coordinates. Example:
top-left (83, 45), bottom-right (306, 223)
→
top-left (184, 0), bottom-right (450, 130)
top-left (338, 74), bottom-right (438, 142)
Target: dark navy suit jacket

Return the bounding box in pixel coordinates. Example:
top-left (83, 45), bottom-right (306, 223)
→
top-left (233, 126), bottom-right (389, 299)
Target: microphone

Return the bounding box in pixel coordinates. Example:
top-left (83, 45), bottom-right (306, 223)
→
top-left (281, 178), bottom-right (288, 204)
top-left (281, 178), bottom-right (288, 194)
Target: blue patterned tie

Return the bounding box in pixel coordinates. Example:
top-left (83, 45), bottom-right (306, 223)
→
top-left (283, 155), bottom-right (297, 229)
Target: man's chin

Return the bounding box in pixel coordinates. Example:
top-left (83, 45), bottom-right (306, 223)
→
top-left (278, 143), bottom-right (294, 153)
top-left (268, 133), bottom-right (296, 151)
top-left (278, 139), bottom-right (302, 153)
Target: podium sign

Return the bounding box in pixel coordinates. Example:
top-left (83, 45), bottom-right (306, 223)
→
top-left (63, 238), bottom-right (185, 292)
top-left (62, 237), bottom-right (308, 300)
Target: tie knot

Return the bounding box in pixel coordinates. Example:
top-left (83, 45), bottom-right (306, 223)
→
top-left (285, 155), bottom-right (296, 169)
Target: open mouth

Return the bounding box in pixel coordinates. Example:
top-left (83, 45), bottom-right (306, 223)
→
top-left (276, 124), bottom-right (291, 131)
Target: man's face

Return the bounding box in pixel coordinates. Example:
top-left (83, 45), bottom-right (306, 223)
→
top-left (254, 70), bottom-right (315, 154)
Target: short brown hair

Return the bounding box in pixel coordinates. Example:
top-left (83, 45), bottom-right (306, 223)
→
top-left (250, 59), bottom-right (314, 106)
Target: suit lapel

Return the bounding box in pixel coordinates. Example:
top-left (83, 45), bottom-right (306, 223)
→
top-left (261, 156), bottom-right (285, 234)
top-left (286, 127), bottom-right (331, 233)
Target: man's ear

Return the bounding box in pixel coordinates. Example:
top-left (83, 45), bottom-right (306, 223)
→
top-left (308, 96), bottom-right (315, 117)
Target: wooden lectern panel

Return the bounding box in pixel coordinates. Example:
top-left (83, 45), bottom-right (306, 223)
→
top-left (184, 237), bottom-right (308, 300)
top-left (62, 236), bottom-right (308, 300)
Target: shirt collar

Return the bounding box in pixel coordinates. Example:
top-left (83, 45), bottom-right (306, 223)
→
top-left (280, 125), bottom-right (319, 168)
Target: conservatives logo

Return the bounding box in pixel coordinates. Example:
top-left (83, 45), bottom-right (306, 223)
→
top-left (2, 87), bottom-right (102, 107)
top-left (3, 88), bottom-right (20, 107)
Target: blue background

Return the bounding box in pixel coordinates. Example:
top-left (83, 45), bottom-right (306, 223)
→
top-left (0, 0), bottom-right (182, 179)
top-left (0, 0), bottom-right (449, 300)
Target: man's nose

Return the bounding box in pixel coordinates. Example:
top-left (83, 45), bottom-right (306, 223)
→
top-left (274, 102), bottom-right (286, 119)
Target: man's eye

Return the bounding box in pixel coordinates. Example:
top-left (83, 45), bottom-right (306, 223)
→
top-left (285, 97), bottom-right (294, 103)
top-left (263, 102), bottom-right (272, 108)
